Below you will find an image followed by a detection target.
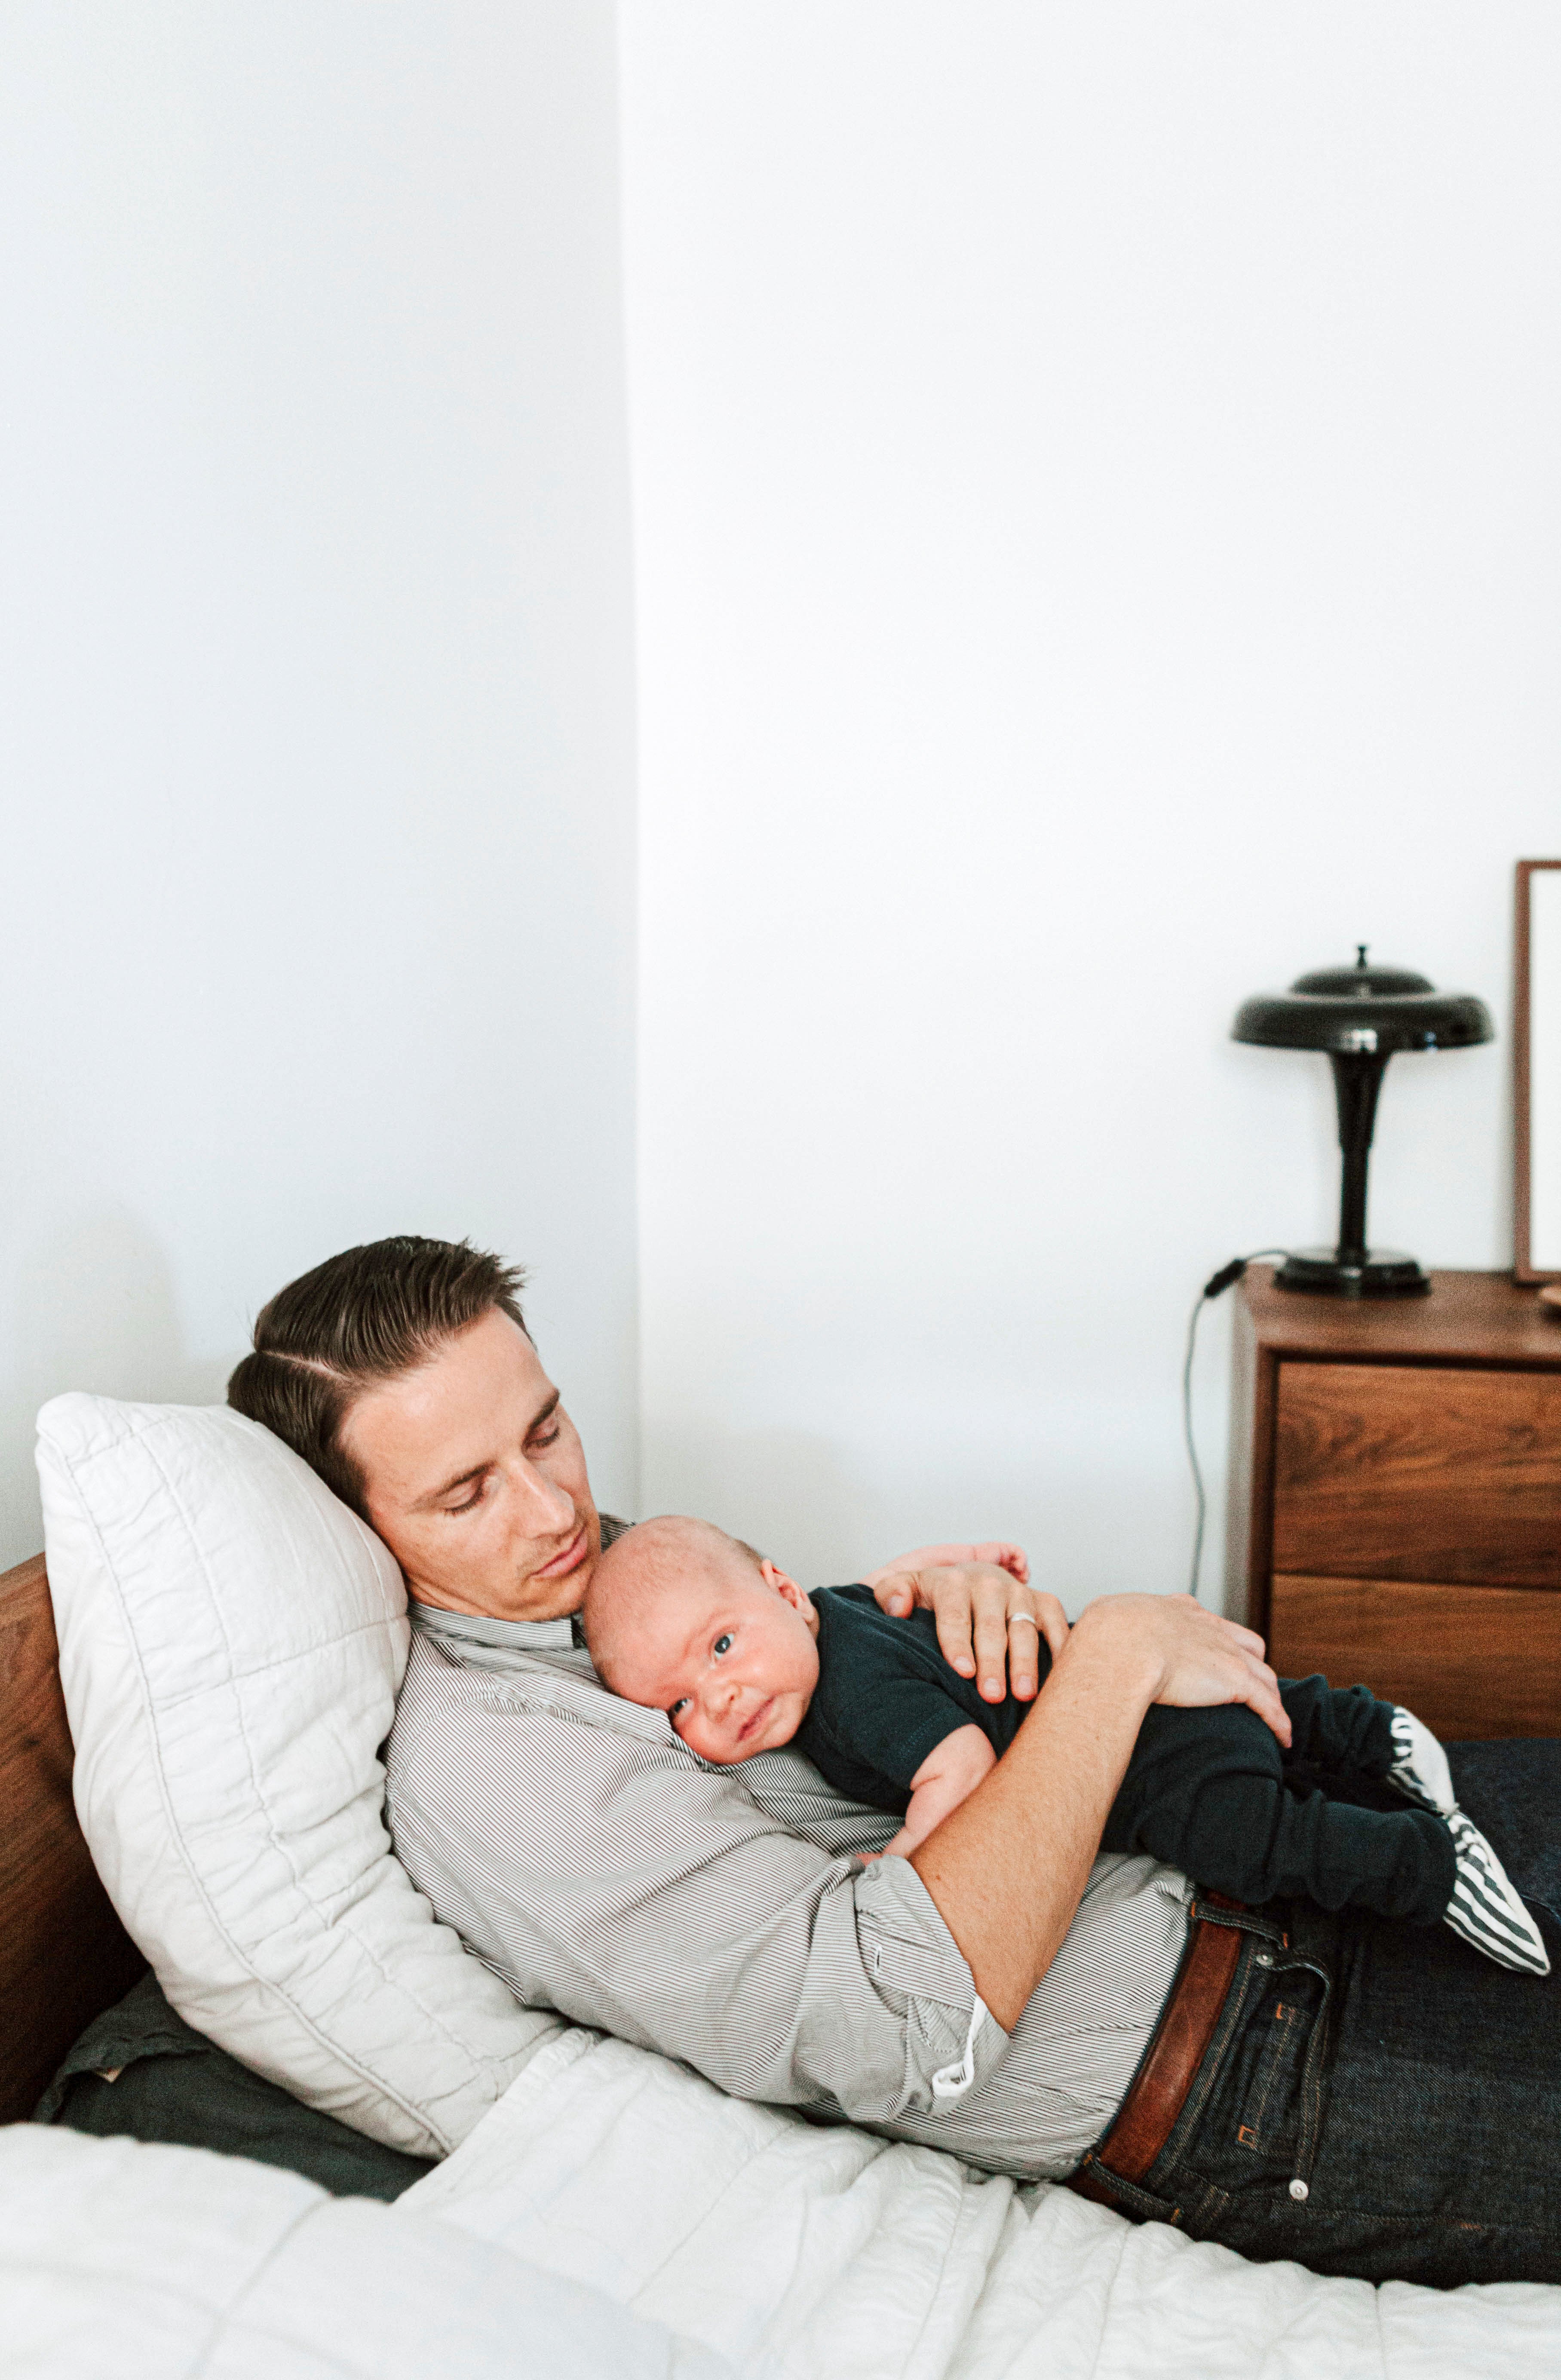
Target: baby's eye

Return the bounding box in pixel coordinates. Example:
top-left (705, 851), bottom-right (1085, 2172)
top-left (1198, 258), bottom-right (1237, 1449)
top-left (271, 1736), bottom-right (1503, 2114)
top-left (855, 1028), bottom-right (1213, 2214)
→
top-left (669, 1697), bottom-right (689, 1721)
top-left (713, 1633), bottom-right (733, 1657)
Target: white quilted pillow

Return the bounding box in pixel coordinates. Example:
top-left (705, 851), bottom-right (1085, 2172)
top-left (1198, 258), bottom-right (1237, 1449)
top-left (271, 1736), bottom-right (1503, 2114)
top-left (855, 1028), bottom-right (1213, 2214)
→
top-left (37, 1393), bottom-right (565, 2159)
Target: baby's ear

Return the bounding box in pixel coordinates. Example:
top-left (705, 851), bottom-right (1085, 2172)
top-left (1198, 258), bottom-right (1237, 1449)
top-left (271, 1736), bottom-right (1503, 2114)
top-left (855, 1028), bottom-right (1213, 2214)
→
top-left (760, 1561), bottom-right (816, 1626)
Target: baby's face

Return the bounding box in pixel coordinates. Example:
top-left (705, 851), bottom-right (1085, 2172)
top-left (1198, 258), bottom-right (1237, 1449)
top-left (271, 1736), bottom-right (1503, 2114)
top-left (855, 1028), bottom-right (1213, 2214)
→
top-left (606, 1556), bottom-right (820, 1765)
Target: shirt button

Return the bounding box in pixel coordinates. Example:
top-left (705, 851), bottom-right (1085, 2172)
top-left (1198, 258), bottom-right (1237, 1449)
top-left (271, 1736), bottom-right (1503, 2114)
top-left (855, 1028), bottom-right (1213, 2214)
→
top-left (1289, 2178), bottom-right (1310, 2202)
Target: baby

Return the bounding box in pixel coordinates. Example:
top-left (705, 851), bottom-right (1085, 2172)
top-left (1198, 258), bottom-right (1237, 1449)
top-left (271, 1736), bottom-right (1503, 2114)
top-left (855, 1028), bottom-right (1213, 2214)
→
top-left (582, 1515), bottom-right (1549, 1975)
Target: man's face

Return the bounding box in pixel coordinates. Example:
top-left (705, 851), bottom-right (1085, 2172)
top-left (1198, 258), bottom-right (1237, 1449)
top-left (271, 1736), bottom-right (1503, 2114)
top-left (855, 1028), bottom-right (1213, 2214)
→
top-left (340, 1308), bottom-right (601, 1622)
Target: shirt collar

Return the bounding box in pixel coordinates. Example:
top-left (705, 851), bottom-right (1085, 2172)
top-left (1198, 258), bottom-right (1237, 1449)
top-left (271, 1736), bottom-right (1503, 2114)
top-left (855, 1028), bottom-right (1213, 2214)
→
top-left (408, 1601), bottom-right (578, 1653)
top-left (408, 1594), bottom-right (670, 1721)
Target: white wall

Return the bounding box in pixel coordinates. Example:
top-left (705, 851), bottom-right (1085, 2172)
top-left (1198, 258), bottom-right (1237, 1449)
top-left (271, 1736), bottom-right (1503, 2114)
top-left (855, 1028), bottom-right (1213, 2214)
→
top-left (0, 3), bottom-right (638, 1566)
top-left (623, 5), bottom-right (1561, 1603)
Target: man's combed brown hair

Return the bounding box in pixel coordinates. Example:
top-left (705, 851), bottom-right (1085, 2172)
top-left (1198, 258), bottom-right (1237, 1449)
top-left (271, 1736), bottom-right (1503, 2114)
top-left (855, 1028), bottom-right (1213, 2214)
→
top-left (227, 1236), bottom-right (527, 1517)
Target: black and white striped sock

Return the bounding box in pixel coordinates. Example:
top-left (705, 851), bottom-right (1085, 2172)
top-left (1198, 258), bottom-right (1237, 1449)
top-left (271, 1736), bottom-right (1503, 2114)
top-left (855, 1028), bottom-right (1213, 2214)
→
top-left (1442, 1809), bottom-right (1550, 1977)
top-left (1386, 1706), bottom-right (1456, 1816)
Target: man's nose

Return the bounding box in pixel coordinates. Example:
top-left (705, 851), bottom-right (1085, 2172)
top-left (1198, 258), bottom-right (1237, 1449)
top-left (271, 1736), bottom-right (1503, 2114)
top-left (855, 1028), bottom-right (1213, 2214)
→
top-left (509, 1457), bottom-right (574, 1534)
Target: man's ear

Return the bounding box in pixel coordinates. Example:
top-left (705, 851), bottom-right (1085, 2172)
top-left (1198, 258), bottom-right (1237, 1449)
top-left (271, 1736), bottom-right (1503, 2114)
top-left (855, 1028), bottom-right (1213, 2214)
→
top-left (760, 1559), bottom-right (817, 1629)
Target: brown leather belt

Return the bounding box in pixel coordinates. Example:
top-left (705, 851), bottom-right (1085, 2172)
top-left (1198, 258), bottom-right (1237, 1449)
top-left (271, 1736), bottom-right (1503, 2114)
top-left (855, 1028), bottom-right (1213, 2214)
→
top-left (1067, 1893), bottom-right (1267, 2210)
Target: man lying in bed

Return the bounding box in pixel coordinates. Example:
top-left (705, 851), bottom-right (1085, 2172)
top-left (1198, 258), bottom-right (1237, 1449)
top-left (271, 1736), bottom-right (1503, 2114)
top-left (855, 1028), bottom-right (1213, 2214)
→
top-left (228, 1235), bottom-right (1561, 2290)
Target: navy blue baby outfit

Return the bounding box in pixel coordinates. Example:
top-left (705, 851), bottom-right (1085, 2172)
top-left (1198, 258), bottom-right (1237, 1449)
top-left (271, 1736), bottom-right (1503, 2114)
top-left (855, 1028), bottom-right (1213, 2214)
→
top-left (794, 1586), bottom-right (1457, 1921)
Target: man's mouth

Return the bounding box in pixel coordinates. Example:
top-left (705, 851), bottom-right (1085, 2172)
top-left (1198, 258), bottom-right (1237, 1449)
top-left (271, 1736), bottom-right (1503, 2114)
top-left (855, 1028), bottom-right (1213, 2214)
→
top-left (736, 1696), bottom-right (774, 1745)
top-left (533, 1524), bottom-right (587, 1581)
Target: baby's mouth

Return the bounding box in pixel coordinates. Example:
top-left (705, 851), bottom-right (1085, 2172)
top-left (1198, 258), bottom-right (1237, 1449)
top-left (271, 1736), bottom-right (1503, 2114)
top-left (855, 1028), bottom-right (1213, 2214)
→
top-left (736, 1696), bottom-right (774, 1745)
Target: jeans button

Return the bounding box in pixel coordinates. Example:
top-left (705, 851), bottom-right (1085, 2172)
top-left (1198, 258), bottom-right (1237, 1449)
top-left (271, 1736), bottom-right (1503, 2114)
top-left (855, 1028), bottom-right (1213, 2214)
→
top-left (1255, 1952), bottom-right (1274, 1968)
top-left (1289, 2178), bottom-right (1310, 2202)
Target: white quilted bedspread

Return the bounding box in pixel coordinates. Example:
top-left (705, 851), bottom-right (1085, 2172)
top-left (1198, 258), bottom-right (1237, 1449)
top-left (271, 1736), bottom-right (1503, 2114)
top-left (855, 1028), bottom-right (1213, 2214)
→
top-left (0, 2123), bottom-right (726, 2380)
top-left (8, 2034), bottom-right (1560, 2377)
top-left (403, 2027), bottom-right (1561, 2380)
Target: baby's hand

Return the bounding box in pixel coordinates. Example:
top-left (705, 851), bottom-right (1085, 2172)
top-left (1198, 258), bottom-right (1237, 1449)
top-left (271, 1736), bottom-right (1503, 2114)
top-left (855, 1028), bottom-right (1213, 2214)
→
top-left (966, 1541), bottom-right (1029, 1584)
top-left (864, 1540), bottom-right (1030, 1587)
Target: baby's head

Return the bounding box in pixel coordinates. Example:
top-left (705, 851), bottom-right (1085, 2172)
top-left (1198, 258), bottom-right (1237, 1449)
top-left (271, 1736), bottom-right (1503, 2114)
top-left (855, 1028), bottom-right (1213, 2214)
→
top-left (583, 1515), bottom-right (820, 1764)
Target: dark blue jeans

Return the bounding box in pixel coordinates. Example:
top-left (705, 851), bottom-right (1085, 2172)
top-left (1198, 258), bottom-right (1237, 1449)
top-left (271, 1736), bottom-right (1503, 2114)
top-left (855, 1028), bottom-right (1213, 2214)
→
top-left (1092, 1741), bottom-right (1561, 2287)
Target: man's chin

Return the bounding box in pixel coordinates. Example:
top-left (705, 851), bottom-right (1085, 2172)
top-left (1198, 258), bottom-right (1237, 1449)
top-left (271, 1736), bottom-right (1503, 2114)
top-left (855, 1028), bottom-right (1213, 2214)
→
top-left (522, 1524), bottom-right (597, 1618)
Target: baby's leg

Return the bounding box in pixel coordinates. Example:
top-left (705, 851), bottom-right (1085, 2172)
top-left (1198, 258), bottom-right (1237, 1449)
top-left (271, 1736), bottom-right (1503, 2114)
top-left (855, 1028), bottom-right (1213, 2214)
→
top-left (1120, 1769), bottom-right (1458, 1921)
top-left (1104, 1700), bottom-right (1285, 1856)
top-left (1106, 1714), bottom-right (1549, 1968)
top-left (1280, 1675), bottom-right (1459, 1817)
top-left (1279, 1674), bottom-right (1396, 1776)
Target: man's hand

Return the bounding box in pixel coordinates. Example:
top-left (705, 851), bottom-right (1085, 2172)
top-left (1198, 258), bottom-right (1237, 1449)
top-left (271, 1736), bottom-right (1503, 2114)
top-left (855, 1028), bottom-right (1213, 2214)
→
top-left (1097, 1592), bottom-right (1290, 1746)
top-left (1054, 1592), bottom-right (1288, 1747)
top-left (867, 1559), bottom-right (1067, 1704)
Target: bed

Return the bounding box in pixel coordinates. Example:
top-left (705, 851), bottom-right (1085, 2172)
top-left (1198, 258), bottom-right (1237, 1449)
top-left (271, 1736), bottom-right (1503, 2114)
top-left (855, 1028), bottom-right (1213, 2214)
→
top-left (6, 1510), bottom-right (1561, 2377)
top-left (0, 1553), bottom-right (144, 2128)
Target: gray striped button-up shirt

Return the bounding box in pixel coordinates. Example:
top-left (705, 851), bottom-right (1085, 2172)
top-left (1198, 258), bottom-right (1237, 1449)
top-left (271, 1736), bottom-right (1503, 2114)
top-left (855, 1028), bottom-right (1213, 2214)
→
top-left (385, 1567), bottom-right (1193, 2181)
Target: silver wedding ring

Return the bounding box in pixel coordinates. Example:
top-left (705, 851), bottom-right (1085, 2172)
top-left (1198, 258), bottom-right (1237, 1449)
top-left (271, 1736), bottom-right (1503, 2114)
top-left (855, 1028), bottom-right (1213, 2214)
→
top-left (1008, 1612), bottom-right (1039, 1629)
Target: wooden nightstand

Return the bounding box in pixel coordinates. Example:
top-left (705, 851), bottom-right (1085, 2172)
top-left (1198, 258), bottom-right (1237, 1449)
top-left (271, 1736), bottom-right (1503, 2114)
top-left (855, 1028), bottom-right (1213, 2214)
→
top-left (1226, 1267), bottom-right (1561, 1741)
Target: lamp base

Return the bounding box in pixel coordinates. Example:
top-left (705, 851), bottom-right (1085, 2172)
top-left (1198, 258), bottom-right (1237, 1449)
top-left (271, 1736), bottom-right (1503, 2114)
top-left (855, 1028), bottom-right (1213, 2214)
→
top-left (1274, 1248), bottom-right (1430, 1299)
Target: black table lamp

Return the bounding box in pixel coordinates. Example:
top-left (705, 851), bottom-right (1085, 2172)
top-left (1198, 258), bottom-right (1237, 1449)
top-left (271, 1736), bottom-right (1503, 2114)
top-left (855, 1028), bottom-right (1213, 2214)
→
top-left (1232, 947), bottom-right (1494, 1297)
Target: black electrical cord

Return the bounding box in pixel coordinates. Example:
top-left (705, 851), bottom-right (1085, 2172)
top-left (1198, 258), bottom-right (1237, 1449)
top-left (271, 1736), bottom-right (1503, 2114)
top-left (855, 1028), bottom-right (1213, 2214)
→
top-left (1184, 1251), bottom-right (1290, 1601)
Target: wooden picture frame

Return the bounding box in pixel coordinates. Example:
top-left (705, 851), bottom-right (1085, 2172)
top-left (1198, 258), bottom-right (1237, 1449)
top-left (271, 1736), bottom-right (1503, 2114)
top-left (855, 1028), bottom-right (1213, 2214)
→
top-left (1515, 858), bottom-right (1561, 1282)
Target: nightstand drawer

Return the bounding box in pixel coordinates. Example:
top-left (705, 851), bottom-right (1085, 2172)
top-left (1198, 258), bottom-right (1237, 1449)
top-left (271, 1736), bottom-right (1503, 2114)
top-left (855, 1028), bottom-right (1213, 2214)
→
top-left (1273, 1361), bottom-right (1561, 1589)
top-left (1270, 1575), bottom-right (1561, 1740)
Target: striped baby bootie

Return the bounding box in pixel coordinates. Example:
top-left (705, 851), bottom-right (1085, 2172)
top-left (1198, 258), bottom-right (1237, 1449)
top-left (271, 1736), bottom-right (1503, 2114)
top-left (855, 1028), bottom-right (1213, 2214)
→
top-left (1442, 1808), bottom-right (1550, 1976)
top-left (1384, 1707), bottom-right (1549, 1973)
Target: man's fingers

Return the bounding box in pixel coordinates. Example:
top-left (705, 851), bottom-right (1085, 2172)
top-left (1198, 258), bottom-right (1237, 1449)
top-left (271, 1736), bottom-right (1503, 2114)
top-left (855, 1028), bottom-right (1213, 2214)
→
top-left (924, 1573), bottom-right (978, 1679)
top-left (1241, 1670), bottom-right (1293, 1748)
top-left (1004, 1617), bottom-right (1041, 1701)
top-left (894, 1562), bottom-right (1056, 1701)
top-left (970, 1584), bottom-right (1013, 1702)
top-left (1190, 1603), bottom-right (1272, 1666)
top-left (1199, 1615), bottom-right (1289, 1745)
top-left (1004, 1589), bottom-right (1062, 1700)
top-left (1240, 1650), bottom-right (1289, 1745)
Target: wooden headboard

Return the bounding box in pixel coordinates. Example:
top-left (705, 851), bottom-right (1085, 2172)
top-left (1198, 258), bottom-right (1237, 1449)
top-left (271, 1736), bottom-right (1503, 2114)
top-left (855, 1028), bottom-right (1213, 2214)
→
top-left (0, 1554), bottom-right (145, 2122)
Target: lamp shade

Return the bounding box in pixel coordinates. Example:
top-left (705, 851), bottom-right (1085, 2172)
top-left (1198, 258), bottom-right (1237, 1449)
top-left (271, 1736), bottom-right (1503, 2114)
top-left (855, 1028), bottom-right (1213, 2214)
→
top-left (1233, 950), bottom-right (1493, 1056)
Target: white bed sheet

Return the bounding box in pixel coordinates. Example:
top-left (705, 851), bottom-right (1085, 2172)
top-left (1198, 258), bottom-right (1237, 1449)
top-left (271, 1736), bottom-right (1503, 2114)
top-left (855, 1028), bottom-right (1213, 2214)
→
top-left (403, 2027), bottom-right (1561, 2380)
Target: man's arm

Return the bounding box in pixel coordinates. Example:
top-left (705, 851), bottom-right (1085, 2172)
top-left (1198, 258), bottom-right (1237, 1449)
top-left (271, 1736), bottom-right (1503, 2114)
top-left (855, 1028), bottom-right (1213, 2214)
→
top-left (911, 1594), bottom-right (1286, 2027)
